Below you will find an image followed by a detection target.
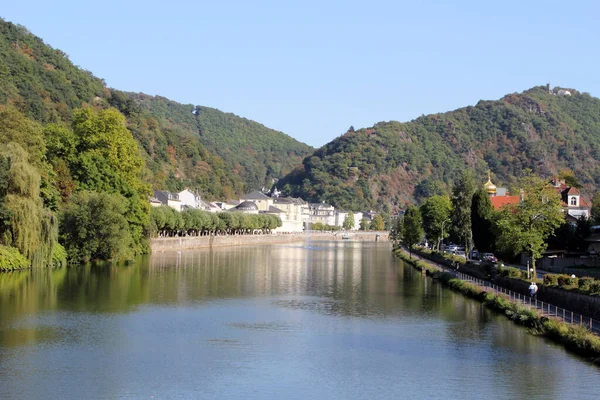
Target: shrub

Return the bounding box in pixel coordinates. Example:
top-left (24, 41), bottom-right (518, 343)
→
top-left (544, 274), bottom-right (559, 286)
top-left (578, 277), bottom-right (595, 291)
top-left (499, 267), bottom-right (525, 279)
top-left (564, 275), bottom-right (578, 287)
top-left (0, 245), bottom-right (30, 271)
top-left (589, 281), bottom-right (600, 295)
top-left (51, 243), bottom-right (67, 268)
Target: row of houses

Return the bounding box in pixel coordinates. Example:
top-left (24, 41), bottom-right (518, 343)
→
top-left (150, 189), bottom-right (377, 233)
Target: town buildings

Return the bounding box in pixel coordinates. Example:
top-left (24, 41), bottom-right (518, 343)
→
top-left (150, 189), bottom-right (378, 233)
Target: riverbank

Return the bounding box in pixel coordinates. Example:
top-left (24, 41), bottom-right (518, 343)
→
top-left (394, 247), bottom-right (600, 365)
top-left (150, 231), bottom-right (389, 252)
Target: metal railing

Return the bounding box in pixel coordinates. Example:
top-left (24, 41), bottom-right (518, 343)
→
top-left (455, 272), bottom-right (600, 335)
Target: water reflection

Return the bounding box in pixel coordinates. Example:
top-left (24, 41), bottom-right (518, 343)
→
top-left (0, 241), bottom-right (598, 399)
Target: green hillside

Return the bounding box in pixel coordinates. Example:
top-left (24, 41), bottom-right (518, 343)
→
top-left (0, 17), bottom-right (312, 266)
top-left (277, 86), bottom-right (600, 211)
top-left (0, 18), bottom-right (311, 199)
top-left (122, 92), bottom-right (313, 192)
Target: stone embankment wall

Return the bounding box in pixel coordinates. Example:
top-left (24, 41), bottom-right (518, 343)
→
top-left (150, 232), bottom-right (389, 252)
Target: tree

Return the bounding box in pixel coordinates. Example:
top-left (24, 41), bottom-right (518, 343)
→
top-left (451, 170), bottom-right (476, 258)
top-left (371, 214), bottom-right (385, 230)
top-left (359, 218), bottom-right (370, 231)
top-left (60, 191), bottom-right (133, 264)
top-left (401, 206), bottom-right (423, 258)
top-left (343, 211), bottom-right (355, 230)
top-left (70, 107), bottom-right (150, 255)
top-left (495, 172), bottom-right (564, 276)
top-left (0, 143), bottom-right (57, 267)
top-left (420, 195), bottom-right (452, 251)
top-left (591, 191), bottom-right (600, 224)
top-left (471, 187), bottom-right (495, 252)
top-left (389, 216), bottom-right (403, 247)
top-left (558, 169), bottom-right (582, 189)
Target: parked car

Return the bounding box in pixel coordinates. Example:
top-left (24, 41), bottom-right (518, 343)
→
top-left (455, 250), bottom-right (466, 259)
top-left (445, 244), bottom-right (459, 253)
top-left (481, 253), bottom-right (497, 263)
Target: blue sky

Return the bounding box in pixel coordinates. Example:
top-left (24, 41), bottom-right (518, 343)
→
top-left (3, 0), bottom-right (598, 147)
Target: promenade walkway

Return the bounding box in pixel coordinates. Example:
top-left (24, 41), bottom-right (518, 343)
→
top-left (402, 248), bottom-right (600, 335)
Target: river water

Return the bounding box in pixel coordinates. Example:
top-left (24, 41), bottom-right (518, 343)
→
top-left (0, 241), bottom-right (598, 399)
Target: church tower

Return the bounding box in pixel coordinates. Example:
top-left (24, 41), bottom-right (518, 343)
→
top-left (483, 172), bottom-right (497, 197)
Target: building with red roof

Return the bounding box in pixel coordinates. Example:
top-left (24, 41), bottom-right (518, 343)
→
top-left (550, 178), bottom-right (590, 220)
top-left (490, 195), bottom-right (521, 210)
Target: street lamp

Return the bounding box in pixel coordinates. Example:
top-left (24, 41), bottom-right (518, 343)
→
top-left (440, 218), bottom-right (450, 252)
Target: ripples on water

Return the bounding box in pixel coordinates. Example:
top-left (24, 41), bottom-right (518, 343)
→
top-left (0, 241), bottom-right (598, 400)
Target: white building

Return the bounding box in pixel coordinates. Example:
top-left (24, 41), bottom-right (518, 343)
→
top-left (334, 211), bottom-right (363, 230)
top-left (153, 190), bottom-right (182, 211)
top-left (273, 197), bottom-right (310, 232)
top-left (309, 202), bottom-right (336, 226)
top-left (177, 189), bottom-right (203, 209)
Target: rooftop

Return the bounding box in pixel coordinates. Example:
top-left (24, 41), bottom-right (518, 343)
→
top-left (241, 190), bottom-right (270, 200)
top-left (490, 195), bottom-right (521, 210)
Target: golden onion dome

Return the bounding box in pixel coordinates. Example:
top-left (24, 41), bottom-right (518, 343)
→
top-left (484, 172), bottom-right (497, 194)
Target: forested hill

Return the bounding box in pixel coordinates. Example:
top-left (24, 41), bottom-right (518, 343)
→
top-left (276, 86), bottom-right (600, 211)
top-left (122, 92), bottom-right (313, 193)
top-left (0, 18), bottom-right (312, 198)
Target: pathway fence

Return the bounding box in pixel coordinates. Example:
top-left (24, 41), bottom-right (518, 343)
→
top-left (456, 272), bottom-right (600, 335)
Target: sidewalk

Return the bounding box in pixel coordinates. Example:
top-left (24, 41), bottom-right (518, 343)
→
top-left (401, 247), bottom-right (600, 335)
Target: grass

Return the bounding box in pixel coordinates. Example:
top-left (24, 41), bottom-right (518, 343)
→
top-left (393, 246), bottom-right (600, 365)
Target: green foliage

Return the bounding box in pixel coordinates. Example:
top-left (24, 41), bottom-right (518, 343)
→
top-left (542, 274), bottom-right (600, 295)
top-left (0, 18), bottom-right (311, 203)
top-left (120, 92), bottom-right (312, 194)
top-left (51, 242), bottom-right (67, 267)
top-left (592, 191), bottom-right (600, 224)
top-left (370, 214), bottom-right (385, 231)
top-left (495, 172), bottom-right (565, 274)
top-left (451, 170), bottom-right (476, 252)
top-left (359, 218), bottom-right (370, 231)
top-left (342, 211), bottom-right (355, 230)
top-left (389, 216), bottom-right (403, 246)
top-left (499, 267), bottom-right (527, 280)
top-left (60, 191), bottom-right (133, 264)
top-left (543, 274), bottom-right (559, 286)
top-left (309, 222), bottom-right (340, 231)
top-left (149, 206), bottom-right (282, 236)
top-left (401, 206), bottom-right (423, 251)
top-left (0, 143), bottom-right (57, 267)
top-left (67, 107), bottom-right (150, 255)
top-left (471, 187), bottom-right (495, 252)
top-left (277, 86), bottom-right (600, 212)
top-left (578, 276), bottom-right (594, 291)
top-left (420, 195), bottom-right (452, 250)
top-left (0, 244), bottom-right (29, 271)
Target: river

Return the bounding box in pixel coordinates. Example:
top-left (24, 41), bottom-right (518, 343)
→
top-left (0, 241), bottom-right (598, 399)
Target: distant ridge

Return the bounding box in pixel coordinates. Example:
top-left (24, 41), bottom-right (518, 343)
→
top-left (276, 86), bottom-right (600, 211)
top-left (0, 18), bottom-right (312, 198)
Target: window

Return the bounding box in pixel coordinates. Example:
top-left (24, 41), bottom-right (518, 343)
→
top-left (570, 197), bottom-right (577, 206)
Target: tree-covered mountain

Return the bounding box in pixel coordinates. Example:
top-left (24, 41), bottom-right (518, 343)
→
top-left (0, 18), bottom-right (312, 199)
top-left (277, 86), bottom-right (600, 211)
top-left (0, 17), bottom-right (312, 267)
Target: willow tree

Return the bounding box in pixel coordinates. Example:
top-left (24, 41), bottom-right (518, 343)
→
top-left (0, 143), bottom-right (57, 267)
top-left (495, 172), bottom-right (564, 276)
